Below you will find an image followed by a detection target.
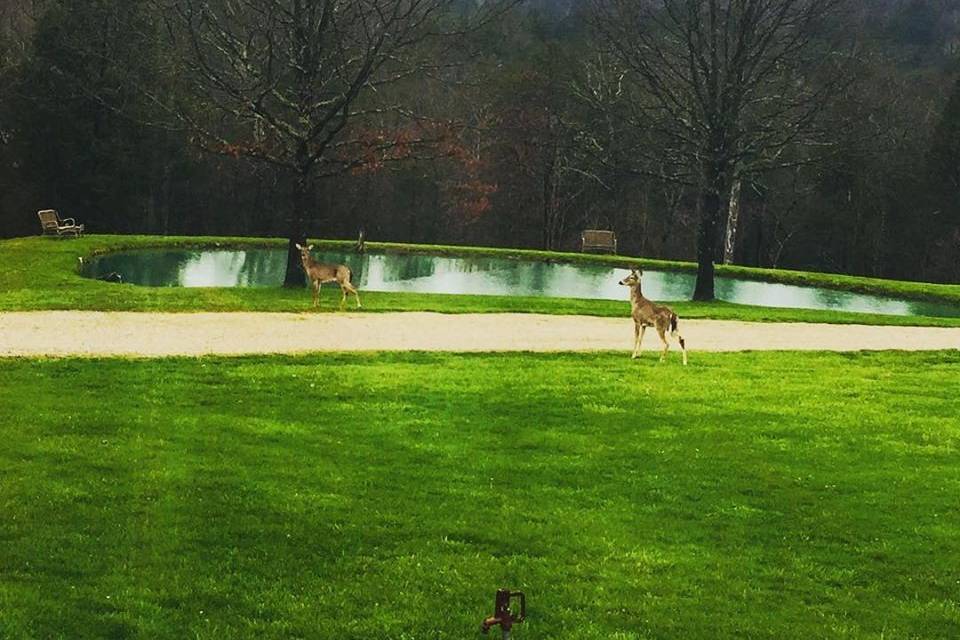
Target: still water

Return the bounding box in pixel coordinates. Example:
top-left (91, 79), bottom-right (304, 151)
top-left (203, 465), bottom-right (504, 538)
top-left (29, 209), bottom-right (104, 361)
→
top-left (82, 248), bottom-right (960, 318)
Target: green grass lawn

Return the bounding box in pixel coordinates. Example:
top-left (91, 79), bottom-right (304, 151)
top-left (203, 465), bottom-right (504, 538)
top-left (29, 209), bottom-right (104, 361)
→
top-left (1, 351), bottom-right (958, 639)
top-left (2, 234), bottom-right (960, 326)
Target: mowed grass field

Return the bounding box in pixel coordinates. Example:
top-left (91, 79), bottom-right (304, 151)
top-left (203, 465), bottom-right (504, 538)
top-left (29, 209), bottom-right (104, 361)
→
top-left (1, 351), bottom-right (958, 639)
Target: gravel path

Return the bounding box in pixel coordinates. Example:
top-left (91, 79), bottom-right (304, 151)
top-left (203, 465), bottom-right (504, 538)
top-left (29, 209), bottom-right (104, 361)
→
top-left (0, 311), bottom-right (958, 358)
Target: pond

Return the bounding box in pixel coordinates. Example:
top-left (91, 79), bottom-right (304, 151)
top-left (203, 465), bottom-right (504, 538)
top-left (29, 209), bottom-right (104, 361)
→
top-left (81, 248), bottom-right (960, 318)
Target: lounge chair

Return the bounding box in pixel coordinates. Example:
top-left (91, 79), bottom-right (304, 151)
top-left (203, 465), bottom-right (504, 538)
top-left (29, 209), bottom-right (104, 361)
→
top-left (38, 209), bottom-right (84, 238)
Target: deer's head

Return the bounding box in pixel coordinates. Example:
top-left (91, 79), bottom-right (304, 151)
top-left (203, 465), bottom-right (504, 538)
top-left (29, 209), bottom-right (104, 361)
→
top-left (294, 243), bottom-right (315, 261)
top-left (618, 268), bottom-right (642, 287)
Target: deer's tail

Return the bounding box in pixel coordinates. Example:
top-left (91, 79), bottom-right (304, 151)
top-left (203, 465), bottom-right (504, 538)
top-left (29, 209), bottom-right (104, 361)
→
top-left (670, 313), bottom-right (679, 336)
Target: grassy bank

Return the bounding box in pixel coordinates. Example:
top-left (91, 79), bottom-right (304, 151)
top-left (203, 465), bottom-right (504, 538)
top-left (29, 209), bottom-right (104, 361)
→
top-left (1, 351), bottom-right (958, 638)
top-left (1, 234), bottom-right (959, 326)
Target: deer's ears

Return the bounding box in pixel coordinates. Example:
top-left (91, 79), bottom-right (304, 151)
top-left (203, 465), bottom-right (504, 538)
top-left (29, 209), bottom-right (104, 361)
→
top-left (307, 244), bottom-right (315, 250)
top-left (295, 243), bottom-right (303, 250)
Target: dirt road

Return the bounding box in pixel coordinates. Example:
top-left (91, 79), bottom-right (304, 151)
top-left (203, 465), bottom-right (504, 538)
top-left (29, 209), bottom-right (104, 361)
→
top-left (0, 311), bottom-right (957, 358)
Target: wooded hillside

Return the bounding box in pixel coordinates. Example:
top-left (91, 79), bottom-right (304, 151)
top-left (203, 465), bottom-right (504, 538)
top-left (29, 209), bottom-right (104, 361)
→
top-left (1, 0), bottom-right (957, 284)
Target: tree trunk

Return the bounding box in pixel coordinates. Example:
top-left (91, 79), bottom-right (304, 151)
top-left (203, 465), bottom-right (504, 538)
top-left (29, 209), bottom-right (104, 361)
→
top-left (283, 171), bottom-right (310, 287)
top-left (542, 143), bottom-right (558, 250)
top-left (693, 188), bottom-right (723, 301)
top-left (752, 202), bottom-right (766, 267)
top-left (723, 177), bottom-right (742, 264)
top-left (872, 204), bottom-right (887, 277)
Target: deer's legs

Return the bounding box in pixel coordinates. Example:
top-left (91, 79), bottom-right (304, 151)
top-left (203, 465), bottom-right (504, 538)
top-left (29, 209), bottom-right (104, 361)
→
top-left (313, 281), bottom-right (321, 308)
top-left (341, 281), bottom-right (361, 309)
top-left (676, 333), bottom-right (688, 365)
top-left (340, 280), bottom-right (360, 309)
top-left (657, 327), bottom-right (669, 362)
top-left (632, 324), bottom-right (646, 359)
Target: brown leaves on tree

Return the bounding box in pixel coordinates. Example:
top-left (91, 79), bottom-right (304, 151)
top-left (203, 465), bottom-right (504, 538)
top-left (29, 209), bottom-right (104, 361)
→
top-left (346, 127), bottom-right (421, 176)
top-left (345, 121), bottom-right (499, 221)
top-left (437, 122), bottom-right (498, 222)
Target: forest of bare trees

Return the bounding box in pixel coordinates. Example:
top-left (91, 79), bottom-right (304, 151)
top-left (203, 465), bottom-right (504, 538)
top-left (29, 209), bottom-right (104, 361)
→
top-left (1, 0), bottom-right (959, 292)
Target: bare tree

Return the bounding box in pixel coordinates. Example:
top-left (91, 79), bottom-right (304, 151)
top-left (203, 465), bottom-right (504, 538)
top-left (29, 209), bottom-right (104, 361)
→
top-left (0, 0), bottom-right (40, 66)
top-left (493, 63), bottom-right (609, 251)
top-left (0, 0), bottom-right (46, 144)
top-left (589, 0), bottom-right (849, 300)
top-left (161, 0), bottom-right (511, 286)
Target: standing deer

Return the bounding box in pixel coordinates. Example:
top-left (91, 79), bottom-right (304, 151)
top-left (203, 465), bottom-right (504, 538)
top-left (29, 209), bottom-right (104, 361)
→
top-left (619, 268), bottom-right (687, 364)
top-left (295, 244), bottom-right (362, 310)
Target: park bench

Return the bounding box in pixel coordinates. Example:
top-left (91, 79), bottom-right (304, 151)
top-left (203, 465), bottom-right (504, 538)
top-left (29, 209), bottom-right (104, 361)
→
top-left (38, 209), bottom-right (84, 238)
top-left (581, 229), bottom-right (617, 254)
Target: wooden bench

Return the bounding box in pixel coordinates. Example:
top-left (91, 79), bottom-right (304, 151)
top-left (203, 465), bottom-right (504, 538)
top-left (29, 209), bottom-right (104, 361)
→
top-left (581, 229), bottom-right (617, 254)
top-left (38, 209), bottom-right (84, 238)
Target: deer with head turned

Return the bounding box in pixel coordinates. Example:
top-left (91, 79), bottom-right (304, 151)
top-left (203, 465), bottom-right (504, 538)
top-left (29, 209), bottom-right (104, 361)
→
top-left (619, 268), bottom-right (687, 364)
top-left (295, 243), bottom-right (362, 310)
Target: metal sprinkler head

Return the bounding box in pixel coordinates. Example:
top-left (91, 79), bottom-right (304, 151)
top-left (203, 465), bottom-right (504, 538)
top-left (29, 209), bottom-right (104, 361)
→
top-left (481, 588), bottom-right (525, 639)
